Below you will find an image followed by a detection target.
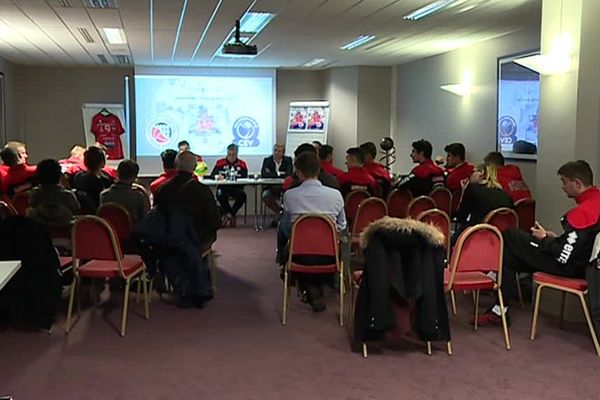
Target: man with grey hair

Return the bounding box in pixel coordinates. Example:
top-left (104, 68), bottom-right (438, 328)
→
top-left (154, 151), bottom-right (221, 251)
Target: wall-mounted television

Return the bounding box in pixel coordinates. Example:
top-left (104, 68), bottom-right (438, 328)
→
top-left (497, 51), bottom-right (540, 161)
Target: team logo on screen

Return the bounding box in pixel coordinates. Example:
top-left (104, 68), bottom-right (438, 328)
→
top-left (498, 115), bottom-right (517, 146)
top-left (232, 116), bottom-right (260, 147)
top-left (146, 117), bottom-right (178, 149)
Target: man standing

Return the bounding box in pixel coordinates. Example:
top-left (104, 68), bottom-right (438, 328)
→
top-left (279, 151), bottom-right (346, 312)
top-left (101, 160), bottom-right (149, 225)
top-left (443, 143), bottom-right (475, 191)
top-left (209, 144), bottom-right (248, 227)
top-left (395, 139), bottom-right (444, 196)
top-left (261, 144), bottom-right (293, 223)
top-left (478, 160), bottom-right (600, 325)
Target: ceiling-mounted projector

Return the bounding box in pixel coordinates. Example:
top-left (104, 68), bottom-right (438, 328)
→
top-left (223, 20), bottom-right (258, 56)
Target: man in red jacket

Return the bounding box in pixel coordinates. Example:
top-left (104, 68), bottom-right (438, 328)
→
top-left (318, 144), bottom-right (344, 178)
top-left (0, 146), bottom-right (36, 198)
top-left (484, 151), bottom-right (531, 202)
top-left (478, 160), bottom-right (600, 325)
top-left (395, 139), bottom-right (444, 196)
top-left (443, 143), bottom-right (475, 191)
top-left (150, 149), bottom-right (178, 196)
top-left (337, 147), bottom-right (376, 196)
top-left (359, 142), bottom-right (391, 182)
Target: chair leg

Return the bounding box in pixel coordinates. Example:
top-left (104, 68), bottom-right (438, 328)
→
top-left (426, 341), bottom-right (432, 356)
top-left (339, 268), bottom-right (344, 327)
top-left (362, 342), bottom-right (368, 358)
top-left (530, 283), bottom-right (544, 340)
top-left (515, 272), bottom-right (524, 309)
top-left (65, 279), bottom-right (77, 333)
top-left (282, 268), bottom-right (289, 325)
top-left (577, 293), bottom-right (600, 357)
top-left (136, 275), bottom-right (142, 304)
top-left (497, 288), bottom-right (512, 350)
top-left (559, 291), bottom-right (567, 327)
top-left (449, 290), bottom-right (457, 316)
top-left (473, 289), bottom-right (480, 331)
top-left (446, 341), bottom-right (453, 356)
top-left (142, 272), bottom-right (150, 320)
top-left (120, 279), bottom-right (131, 336)
top-left (148, 278), bottom-right (153, 304)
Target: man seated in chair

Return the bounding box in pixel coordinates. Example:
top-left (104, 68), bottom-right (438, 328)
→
top-left (443, 142), bottom-right (475, 191)
top-left (394, 139), bottom-right (444, 197)
top-left (30, 159), bottom-right (81, 219)
top-left (484, 151), bottom-right (532, 202)
top-left (278, 151), bottom-right (346, 312)
top-left (208, 143), bottom-right (248, 227)
top-left (478, 160), bottom-right (600, 325)
top-left (359, 142), bottom-right (391, 195)
top-left (318, 144), bottom-right (344, 178)
top-left (337, 147), bottom-right (377, 197)
top-left (101, 160), bottom-right (149, 225)
top-left (283, 143), bottom-right (340, 192)
top-left (260, 144), bottom-right (293, 226)
top-left (150, 149), bottom-right (178, 196)
top-left (0, 146), bottom-right (37, 199)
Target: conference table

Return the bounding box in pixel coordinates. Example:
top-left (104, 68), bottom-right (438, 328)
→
top-left (203, 177), bottom-right (285, 231)
top-left (0, 260), bottom-right (21, 291)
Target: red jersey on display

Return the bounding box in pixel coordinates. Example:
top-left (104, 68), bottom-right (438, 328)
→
top-left (91, 112), bottom-right (125, 160)
top-left (497, 165), bottom-right (531, 202)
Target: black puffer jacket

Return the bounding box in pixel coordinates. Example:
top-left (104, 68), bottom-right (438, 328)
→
top-left (354, 217), bottom-right (450, 342)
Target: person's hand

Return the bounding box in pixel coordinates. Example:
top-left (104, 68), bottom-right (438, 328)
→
top-left (216, 174), bottom-right (225, 181)
top-left (460, 178), bottom-right (469, 190)
top-left (531, 221), bottom-right (548, 240)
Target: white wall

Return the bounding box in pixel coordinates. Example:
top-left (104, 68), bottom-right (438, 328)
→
top-left (0, 56), bottom-right (19, 142)
top-left (357, 66), bottom-right (392, 147)
top-left (393, 28), bottom-right (541, 193)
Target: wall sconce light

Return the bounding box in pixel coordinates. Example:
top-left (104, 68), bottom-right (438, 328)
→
top-left (513, 32), bottom-right (573, 75)
top-left (440, 70), bottom-right (473, 97)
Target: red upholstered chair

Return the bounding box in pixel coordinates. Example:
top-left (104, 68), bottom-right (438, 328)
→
top-left (484, 207), bottom-right (524, 308)
top-left (10, 191), bottom-right (30, 216)
top-left (386, 188), bottom-right (412, 218)
top-left (97, 203), bottom-right (133, 246)
top-left (351, 198), bottom-right (388, 250)
top-left (345, 189), bottom-right (370, 228)
top-left (59, 256), bottom-right (73, 272)
top-left (530, 233), bottom-right (600, 357)
top-left (0, 201), bottom-right (17, 218)
top-left (444, 224), bottom-right (511, 350)
top-left (429, 187), bottom-right (452, 217)
top-left (407, 196), bottom-right (436, 219)
top-left (515, 197), bottom-right (536, 232)
top-left (65, 215), bottom-right (149, 336)
top-left (417, 209), bottom-right (451, 262)
top-left (132, 183), bottom-right (152, 210)
top-left (282, 214), bottom-right (343, 326)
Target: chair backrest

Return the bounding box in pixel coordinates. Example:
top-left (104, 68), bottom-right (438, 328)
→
top-left (483, 207), bottom-right (519, 232)
top-left (429, 187), bottom-right (452, 216)
top-left (386, 188), bottom-right (412, 218)
top-left (72, 215), bottom-right (123, 263)
top-left (11, 191), bottom-right (31, 216)
top-left (288, 214), bottom-right (339, 261)
top-left (345, 189), bottom-right (370, 225)
top-left (447, 224), bottom-right (503, 289)
top-left (0, 201), bottom-right (17, 219)
top-left (407, 195), bottom-right (436, 219)
top-left (417, 208), bottom-right (451, 261)
top-left (97, 203), bottom-right (133, 242)
top-left (352, 197), bottom-right (388, 236)
top-left (514, 197), bottom-right (535, 232)
top-left (132, 183), bottom-right (152, 209)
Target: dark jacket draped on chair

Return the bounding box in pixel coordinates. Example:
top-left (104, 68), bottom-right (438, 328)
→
top-left (354, 217), bottom-right (451, 342)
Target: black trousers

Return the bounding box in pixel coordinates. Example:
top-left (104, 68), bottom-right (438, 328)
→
top-left (501, 228), bottom-right (585, 305)
top-left (217, 187), bottom-right (246, 215)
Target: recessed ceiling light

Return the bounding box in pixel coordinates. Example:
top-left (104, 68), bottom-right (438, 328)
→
top-left (403, 0), bottom-right (456, 21)
top-left (304, 58), bottom-right (325, 67)
top-left (0, 23), bottom-right (16, 39)
top-left (340, 35), bottom-right (376, 51)
top-left (239, 12), bottom-right (275, 35)
top-left (102, 27), bottom-right (126, 45)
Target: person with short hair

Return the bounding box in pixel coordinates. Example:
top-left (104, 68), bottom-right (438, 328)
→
top-left (443, 142), bottom-right (475, 191)
top-left (5, 141), bottom-right (29, 165)
top-left (312, 141), bottom-right (322, 153)
top-left (208, 144), bottom-right (248, 227)
top-left (395, 139), bottom-right (444, 196)
top-left (337, 147), bottom-right (377, 196)
top-left (260, 144), bottom-right (293, 221)
top-left (484, 151), bottom-right (532, 202)
top-left (100, 159), bottom-right (148, 224)
top-left (59, 145), bottom-right (86, 174)
top-left (0, 146), bottom-right (37, 198)
top-left (283, 143), bottom-right (340, 191)
top-left (72, 146), bottom-right (114, 212)
top-left (278, 151), bottom-right (346, 312)
top-left (150, 149), bottom-right (178, 196)
top-left (30, 159), bottom-right (80, 214)
top-left (359, 142), bottom-right (391, 183)
top-left (178, 140), bottom-right (190, 152)
top-left (478, 160), bottom-right (600, 325)
top-left (155, 151), bottom-right (221, 252)
top-left (318, 144), bottom-right (344, 178)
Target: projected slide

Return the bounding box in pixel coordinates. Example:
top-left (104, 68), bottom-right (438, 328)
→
top-left (497, 80), bottom-right (539, 154)
top-left (135, 75), bottom-right (274, 156)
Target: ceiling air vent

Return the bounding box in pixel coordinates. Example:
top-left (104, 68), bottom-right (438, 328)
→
top-left (58, 0), bottom-right (72, 7)
top-left (87, 0), bottom-right (118, 9)
top-left (97, 54), bottom-right (109, 64)
top-left (113, 55), bottom-right (131, 65)
top-left (77, 27), bottom-right (94, 44)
